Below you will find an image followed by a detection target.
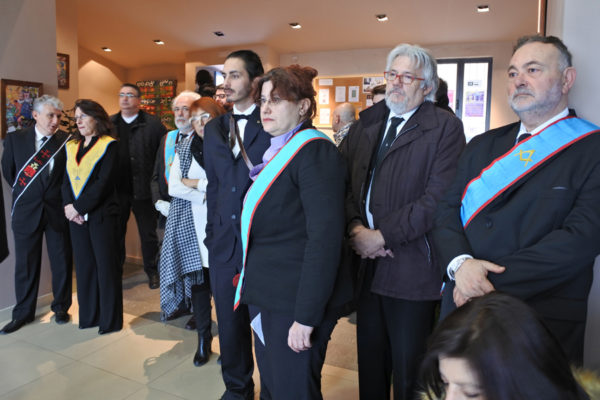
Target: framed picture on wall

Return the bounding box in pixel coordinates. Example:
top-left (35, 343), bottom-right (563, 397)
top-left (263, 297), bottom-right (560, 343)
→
top-left (1, 79), bottom-right (43, 139)
top-left (57, 53), bottom-right (70, 89)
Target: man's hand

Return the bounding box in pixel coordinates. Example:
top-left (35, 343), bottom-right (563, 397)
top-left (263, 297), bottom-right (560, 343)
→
top-left (453, 285), bottom-right (470, 307)
top-left (349, 224), bottom-right (387, 258)
top-left (454, 258), bottom-right (505, 302)
top-left (288, 321), bottom-right (314, 353)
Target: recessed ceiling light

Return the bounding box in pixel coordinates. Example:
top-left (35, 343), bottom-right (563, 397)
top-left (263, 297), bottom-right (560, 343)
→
top-left (101, 47), bottom-right (112, 52)
top-left (289, 22), bottom-right (302, 29)
top-left (477, 5), bottom-right (490, 12)
top-left (153, 40), bottom-right (165, 45)
top-left (214, 31), bottom-right (225, 37)
top-left (376, 14), bottom-right (388, 22)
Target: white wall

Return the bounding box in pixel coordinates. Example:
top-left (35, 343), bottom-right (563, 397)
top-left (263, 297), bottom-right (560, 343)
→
top-left (0, 0), bottom-right (58, 311)
top-left (547, 0), bottom-right (600, 372)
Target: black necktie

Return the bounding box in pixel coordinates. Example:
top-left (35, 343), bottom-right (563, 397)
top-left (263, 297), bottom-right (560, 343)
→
top-left (233, 114), bottom-right (249, 121)
top-left (517, 132), bottom-right (531, 143)
top-left (177, 133), bottom-right (188, 144)
top-left (372, 117), bottom-right (404, 175)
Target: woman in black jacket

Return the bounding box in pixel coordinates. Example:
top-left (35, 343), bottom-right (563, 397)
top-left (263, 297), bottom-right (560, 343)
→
top-left (234, 65), bottom-right (351, 399)
top-left (63, 99), bottom-right (122, 334)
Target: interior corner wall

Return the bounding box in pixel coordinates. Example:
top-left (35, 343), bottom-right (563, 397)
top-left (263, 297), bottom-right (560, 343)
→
top-left (281, 41), bottom-right (516, 130)
top-left (78, 47), bottom-right (127, 115)
top-left (547, 0), bottom-right (600, 372)
top-left (0, 0), bottom-right (59, 311)
top-left (55, 0), bottom-right (79, 110)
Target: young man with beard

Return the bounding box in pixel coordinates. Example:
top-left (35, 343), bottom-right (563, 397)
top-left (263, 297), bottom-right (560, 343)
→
top-left (203, 50), bottom-right (270, 400)
top-left (341, 44), bottom-right (465, 399)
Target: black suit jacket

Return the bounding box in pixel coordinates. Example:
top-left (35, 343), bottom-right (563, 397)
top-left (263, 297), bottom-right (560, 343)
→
top-left (203, 107), bottom-right (271, 268)
top-left (240, 135), bottom-right (351, 327)
top-left (1, 127), bottom-right (69, 234)
top-left (432, 118), bottom-right (600, 322)
top-left (61, 139), bottom-right (119, 222)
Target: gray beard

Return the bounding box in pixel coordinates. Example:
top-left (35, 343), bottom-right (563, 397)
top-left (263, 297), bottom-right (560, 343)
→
top-left (385, 96), bottom-right (409, 115)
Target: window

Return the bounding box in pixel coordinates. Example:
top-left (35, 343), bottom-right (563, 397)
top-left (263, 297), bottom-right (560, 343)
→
top-left (437, 58), bottom-right (492, 141)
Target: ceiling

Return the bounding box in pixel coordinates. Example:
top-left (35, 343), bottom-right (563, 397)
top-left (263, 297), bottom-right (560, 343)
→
top-left (76, 0), bottom-right (540, 69)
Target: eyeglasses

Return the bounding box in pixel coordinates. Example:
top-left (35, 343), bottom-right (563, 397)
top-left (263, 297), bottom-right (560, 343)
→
top-left (119, 93), bottom-right (139, 98)
top-left (259, 96), bottom-right (284, 107)
top-left (383, 71), bottom-right (425, 85)
top-left (74, 114), bottom-right (89, 122)
top-left (190, 113), bottom-right (211, 125)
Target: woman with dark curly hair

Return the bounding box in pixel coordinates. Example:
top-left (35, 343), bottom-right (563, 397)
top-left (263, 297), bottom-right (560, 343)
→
top-left (420, 292), bottom-right (590, 400)
top-left (232, 65), bottom-right (352, 399)
top-left (62, 99), bottom-right (122, 334)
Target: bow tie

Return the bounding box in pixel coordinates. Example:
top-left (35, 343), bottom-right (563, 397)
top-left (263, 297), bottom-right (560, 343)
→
top-left (233, 114), bottom-right (250, 121)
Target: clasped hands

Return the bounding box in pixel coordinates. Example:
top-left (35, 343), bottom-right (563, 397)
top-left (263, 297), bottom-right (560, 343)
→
top-left (453, 258), bottom-right (506, 307)
top-left (64, 204), bottom-right (85, 225)
top-left (349, 223), bottom-right (394, 259)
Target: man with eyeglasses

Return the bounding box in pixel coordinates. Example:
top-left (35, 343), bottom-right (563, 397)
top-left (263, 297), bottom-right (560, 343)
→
top-left (341, 44), bottom-right (465, 399)
top-left (213, 84), bottom-right (233, 112)
top-left (203, 50), bottom-right (270, 400)
top-left (152, 90), bottom-right (201, 252)
top-left (111, 83), bottom-right (167, 289)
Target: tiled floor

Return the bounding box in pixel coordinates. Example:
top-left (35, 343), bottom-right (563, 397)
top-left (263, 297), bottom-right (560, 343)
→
top-left (0, 269), bottom-right (359, 399)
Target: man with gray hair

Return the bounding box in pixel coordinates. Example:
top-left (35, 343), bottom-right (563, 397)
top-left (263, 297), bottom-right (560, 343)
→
top-left (1, 95), bottom-right (73, 334)
top-left (341, 44), bottom-right (465, 398)
top-left (433, 35), bottom-right (600, 365)
top-left (332, 102), bottom-right (356, 146)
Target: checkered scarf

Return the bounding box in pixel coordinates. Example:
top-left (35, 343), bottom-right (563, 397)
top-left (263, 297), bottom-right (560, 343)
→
top-left (159, 137), bottom-right (204, 320)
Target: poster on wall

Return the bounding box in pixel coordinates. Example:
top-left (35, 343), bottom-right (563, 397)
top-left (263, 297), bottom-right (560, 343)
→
top-left (137, 79), bottom-right (177, 130)
top-left (57, 53), bottom-right (70, 89)
top-left (348, 86), bottom-right (360, 103)
top-left (335, 86), bottom-right (346, 103)
top-left (318, 88), bottom-right (330, 105)
top-left (1, 79), bottom-right (43, 138)
top-left (362, 76), bottom-right (385, 93)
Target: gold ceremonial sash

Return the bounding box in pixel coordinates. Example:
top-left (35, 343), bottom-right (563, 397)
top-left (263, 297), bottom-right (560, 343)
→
top-left (66, 136), bottom-right (115, 199)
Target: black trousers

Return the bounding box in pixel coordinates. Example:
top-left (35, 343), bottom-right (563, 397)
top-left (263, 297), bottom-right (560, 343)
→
top-left (210, 263), bottom-right (255, 399)
top-left (70, 215), bottom-right (123, 332)
top-left (357, 263), bottom-right (436, 400)
top-left (12, 217), bottom-right (72, 321)
top-left (117, 194), bottom-right (159, 277)
top-left (248, 305), bottom-right (337, 400)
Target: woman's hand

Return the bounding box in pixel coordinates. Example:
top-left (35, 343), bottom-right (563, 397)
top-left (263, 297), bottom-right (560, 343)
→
top-left (181, 178), bottom-right (199, 188)
top-left (288, 321), bottom-right (314, 353)
top-left (64, 204), bottom-right (79, 221)
top-left (64, 204), bottom-right (85, 225)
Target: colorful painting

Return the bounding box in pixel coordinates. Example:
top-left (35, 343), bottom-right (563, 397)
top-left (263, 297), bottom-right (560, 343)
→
top-left (57, 53), bottom-right (70, 89)
top-left (1, 79), bottom-right (43, 138)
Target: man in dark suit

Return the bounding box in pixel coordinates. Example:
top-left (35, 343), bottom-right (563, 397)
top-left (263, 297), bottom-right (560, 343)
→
top-left (1, 95), bottom-right (73, 334)
top-left (342, 44), bottom-right (465, 399)
top-left (111, 83), bottom-right (166, 289)
top-left (433, 35), bottom-right (600, 365)
top-left (203, 50), bottom-right (270, 400)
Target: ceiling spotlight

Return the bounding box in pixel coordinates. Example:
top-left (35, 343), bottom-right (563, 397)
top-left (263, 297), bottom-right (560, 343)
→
top-left (101, 47), bottom-right (112, 52)
top-left (214, 31), bottom-right (225, 37)
top-left (153, 40), bottom-right (165, 45)
top-left (376, 14), bottom-right (388, 22)
top-left (289, 22), bottom-right (302, 29)
top-left (477, 5), bottom-right (490, 12)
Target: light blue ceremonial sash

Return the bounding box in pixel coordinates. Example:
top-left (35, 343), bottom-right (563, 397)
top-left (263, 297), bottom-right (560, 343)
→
top-left (163, 129), bottom-right (179, 184)
top-left (461, 117), bottom-right (599, 228)
top-left (233, 129), bottom-right (332, 310)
